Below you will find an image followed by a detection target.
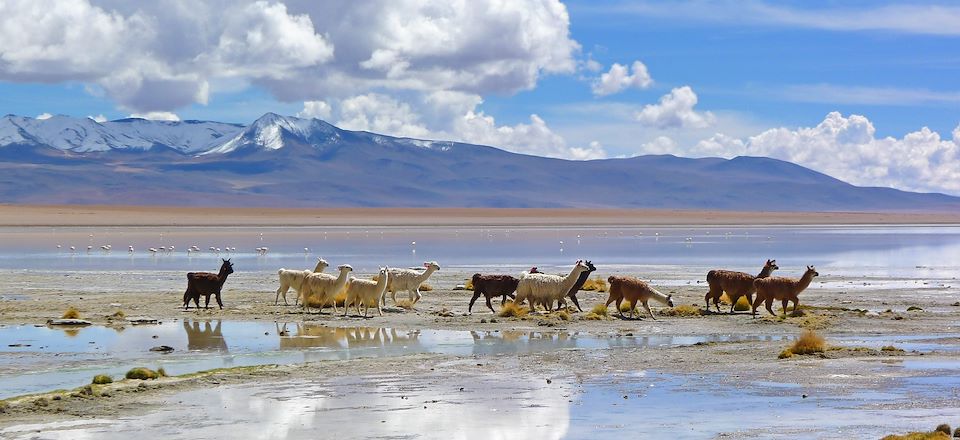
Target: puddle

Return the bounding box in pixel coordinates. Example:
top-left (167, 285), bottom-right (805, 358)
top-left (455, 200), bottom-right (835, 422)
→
top-left (833, 334), bottom-right (960, 353)
top-left (0, 321), bottom-right (775, 399)
top-left (4, 370), bottom-right (959, 440)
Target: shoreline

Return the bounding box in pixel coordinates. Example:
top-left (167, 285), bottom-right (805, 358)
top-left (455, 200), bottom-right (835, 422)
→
top-left (1, 204), bottom-right (959, 227)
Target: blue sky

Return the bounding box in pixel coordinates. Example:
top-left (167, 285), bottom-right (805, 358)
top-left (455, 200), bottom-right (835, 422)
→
top-left (0, 0), bottom-right (958, 194)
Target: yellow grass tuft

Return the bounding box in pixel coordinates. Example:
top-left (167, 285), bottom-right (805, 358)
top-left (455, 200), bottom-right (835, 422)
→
top-left (581, 276), bottom-right (608, 292)
top-left (157, 367), bottom-right (168, 377)
top-left (92, 374), bottom-right (113, 385)
top-left (733, 297), bottom-right (751, 312)
top-left (125, 367), bottom-right (160, 380)
top-left (881, 345), bottom-right (905, 352)
top-left (498, 301), bottom-right (529, 318)
top-left (396, 299), bottom-right (415, 309)
top-left (778, 348), bottom-right (794, 359)
top-left (555, 310), bottom-right (571, 321)
top-left (110, 310), bottom-right (126, 319)
top-left (584, 304), bottom-right (609, 320)
top-left (786, 329), bottom-right (826, 356)
top-left (660, 304), bottom-right (703, 317)
top-left (62, 306), bottom-right (81, 319)
top-left (419, 283), bottom-right (433, 291)
top-left (619, 301), bottom-right (635, 313)
top-left (465, 278), bottom-right (474, 290)
top-left (881, 432), bottom-right (950, 440)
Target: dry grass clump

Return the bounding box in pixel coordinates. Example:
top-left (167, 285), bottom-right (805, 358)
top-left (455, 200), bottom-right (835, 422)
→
top-left (881, 431), bottom-right (950, 440)
top-left (796, 314), bottom-right (832, 330)
top-left (780, 330), bottom-right (826, 359)
top-left (125, 367), bottom-right (161, 380)
top-left (498, 301), bottom-right (529, 318)
top-left (62, 306), bottom-right (81, 319)
top-left (660, 304), bottom-right (703, 317)
top-left (555, 310), bottom-right (571, 321)
top-left (419, 283), bottom-right (433, 291)
top-left (581, 276), bottom-right (608, 292)
top-left (619, 301), bottom-right (635, 313)
top-left (718, 293), bottom-right (752, 312)
top-left (881, 345), bottom-right (905, 352)
top-left (464, 278), bottom-right (474, 290)
top-left (92, 374), bottom-right (113, 385)
top-left (110, 310), bottom-right (126, 319)
top-left (583, 304), bottom-right (609, 320)
top-left (396, 299), bottom-right (415, 309)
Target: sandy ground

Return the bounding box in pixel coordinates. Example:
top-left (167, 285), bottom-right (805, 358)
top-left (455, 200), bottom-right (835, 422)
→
top-left (1, 268), bottom-right (959, 435)
top-left (2, 204), bottom-right (960, 226)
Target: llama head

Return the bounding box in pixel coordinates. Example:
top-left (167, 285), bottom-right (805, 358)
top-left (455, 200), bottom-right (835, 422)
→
top-left (666, 294), bottom-right (675, 307)
top-left (585, 260), bottom-right (597, 273)
top-left (528, 266), bottom-right (540, 274)
top-left (337, 264), bottom-right (353, 273)
top-left (765, 259), bottom-right (779, 271)
top-left (220, 259), bottom-right (234, 275)
top-left (317, 257), bottom-right (328, 265)
top-left (423, 261), bottom-right (441, 271)
top-left (573, 260), bottom-right (589, 272)
top-left (805, 265), bottom-right (819, 277)
top-left (378, 266), bottom-right (388, 276)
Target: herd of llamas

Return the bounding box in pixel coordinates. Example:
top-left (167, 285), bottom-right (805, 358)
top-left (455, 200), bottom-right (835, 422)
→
top-left (183, 257), bottom-right (819, 319)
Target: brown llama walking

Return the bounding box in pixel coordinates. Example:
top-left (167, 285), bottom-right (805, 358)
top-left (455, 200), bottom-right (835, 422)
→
top-left (752, 265), bottom-right (819, 317)
top-left (469, 267), bottom-right (541, 313)
top-left (704, 259), bottom-right (778, 313)
top-left (606, 276), bottom-right (674, 320)
top-left (183, 259), bottom-right (234, 310)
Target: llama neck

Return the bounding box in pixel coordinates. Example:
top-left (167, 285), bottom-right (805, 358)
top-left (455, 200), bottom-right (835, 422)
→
top-left (217, 269), bottom-right (231, 287)
top-left (335, 269), bottom-right (351, 288)
top-left (312, 261), bottom-right (327, 272)
top-left (756, 265), bottom-right (774, 279)
top-left (375, 273), bottom-right (389, 290)
top-left (560, 267), bottom-right (584, 294)
top-left (649, 287), bottom-right (670, 305)
top-left (796, 272), bottom-right (815, 291)
top-left (416, 267), bottom-right (437, 283)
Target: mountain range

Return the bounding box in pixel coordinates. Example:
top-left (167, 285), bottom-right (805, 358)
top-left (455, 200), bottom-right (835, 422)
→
top-left (1, 113), bottom-right (958, 211)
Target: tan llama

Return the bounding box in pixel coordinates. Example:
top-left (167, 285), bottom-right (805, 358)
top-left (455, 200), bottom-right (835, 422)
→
top-left (606, 276), bottom-right (675, 320)
top-left (704, 259), bottom-right (778, 313)
top-left (751, 265), bottom-right (819, 317)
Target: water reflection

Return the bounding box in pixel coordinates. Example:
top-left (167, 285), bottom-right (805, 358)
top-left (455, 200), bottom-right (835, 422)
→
top-left (183, 320), bottom-right (228, 352)
top-left (277, 324), bottom-right (421, 350)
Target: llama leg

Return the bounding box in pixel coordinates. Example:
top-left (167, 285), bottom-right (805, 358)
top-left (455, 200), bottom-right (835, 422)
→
top-left (468, 290), bottom-right (482, 313)
top-left (764, 298), bottom-right (775, 316)
top-left (485, 296), bottom-right (495, 314)
top-left (215, 292), bottom-right (224, 309)
top-left (616, 298), bottom-right (625, 318)
top-left (704, 289), bottom-right (712, 311)
top-left (781, 299), bottom-right (789, 315)
top-left (643, 301), bottom-right (656, 320)
top-left (569, 293), bottom-right (583, 312)
top-left (751, 295), bottom-right (763, 318)
top-left (391, 288), bottom-right (399, 306)
top-left (377, 301), bottom-right (383, 317)
top-left (413, 288), bottom-right (422, 305)
top-left (183, 288), bottom-right (192, 310)
top-left (728, 294), bottom-right (737, 314)
top-left (276, 284), bottom-right (286, 306)
top-left (792, 299), bottom-right (799, 313)
top-left (203, 294), bottom-right (211, 309)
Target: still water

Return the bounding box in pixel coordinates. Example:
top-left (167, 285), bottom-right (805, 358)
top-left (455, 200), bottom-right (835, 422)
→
top-left (1, 225), bottom-right (959, 278)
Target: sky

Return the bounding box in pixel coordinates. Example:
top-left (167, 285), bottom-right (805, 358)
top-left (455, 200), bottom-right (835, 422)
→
top-left (0, 0), bottom-right (958, 195)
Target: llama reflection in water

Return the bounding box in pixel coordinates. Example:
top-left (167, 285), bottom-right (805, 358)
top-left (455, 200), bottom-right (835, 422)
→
top-left (277, 323), bottom-right (421, 351)
top-left (183, 320), bottom-right (229, 352)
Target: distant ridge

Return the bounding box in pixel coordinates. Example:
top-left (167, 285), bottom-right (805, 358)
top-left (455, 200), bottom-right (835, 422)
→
top-left (0, 113), bottom-right (957, 212)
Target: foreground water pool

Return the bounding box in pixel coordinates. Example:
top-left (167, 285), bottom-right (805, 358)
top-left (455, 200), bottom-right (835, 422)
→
top-left (0, 320), bottom-right (790, 398)
top-left (3, 367), bottom-right (958, 440)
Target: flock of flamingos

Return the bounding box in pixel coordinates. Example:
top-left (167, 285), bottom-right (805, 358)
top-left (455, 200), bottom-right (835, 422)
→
top-left (181, 256), bottom-right (819, 320)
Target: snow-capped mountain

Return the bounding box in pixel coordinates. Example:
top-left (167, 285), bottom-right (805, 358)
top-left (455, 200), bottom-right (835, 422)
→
top-left (0, 113), bottom-right (957, 211)
top-left (0, 114), bottom-right (242, 154)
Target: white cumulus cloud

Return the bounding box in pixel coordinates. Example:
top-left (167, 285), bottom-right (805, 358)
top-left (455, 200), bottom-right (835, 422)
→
top-left (592, 61), bottom-right (652, 96)
top-left (88, 114), bottom-right (108, 123)
top-left (682, 112), bottom-right (960, 194)
top-left (35, 113), bottom-right (53, 120)
top-left (129, 111), bottom-right (180, 121)
top-left (635, 86), bottom-right (715, 129)
top-left (297, 101), bottom-right (332, 120)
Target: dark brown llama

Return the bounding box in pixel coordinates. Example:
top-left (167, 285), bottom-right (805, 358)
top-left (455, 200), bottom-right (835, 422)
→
top-left (183, 259), bottom-right (234, 310)
top-left (468, 267), bottom-right (541, 313)
top-left (560, 260), bottom-right (596, 312)
top-left (704, 259), bottom-right (778, 313)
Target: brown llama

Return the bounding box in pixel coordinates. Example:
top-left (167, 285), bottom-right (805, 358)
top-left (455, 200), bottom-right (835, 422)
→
top-left (751, 265), bottom-right (819, 317)
top-left (559, 260), bottom-right (596, 312)
top-left (183, 259), bottom-right (234, 310)
top-left (606, 276), bottom-right (675, 320)
top-left (704, 259), bottom-right (778, 313)
top-left (469, 267), bottom-right (541, 313)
